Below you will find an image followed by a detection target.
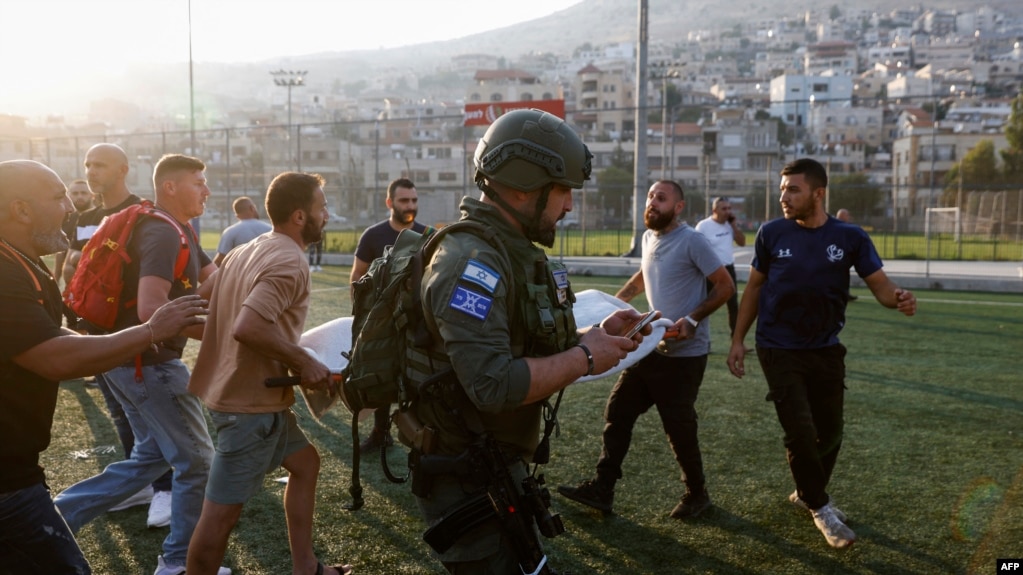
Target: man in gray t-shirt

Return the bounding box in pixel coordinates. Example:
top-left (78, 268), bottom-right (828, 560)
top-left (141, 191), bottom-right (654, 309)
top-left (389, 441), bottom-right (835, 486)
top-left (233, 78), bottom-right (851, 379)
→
top-left (559, 180), bottom-right (734, 520)
top-left (214, 196), bottom-right (272, 266)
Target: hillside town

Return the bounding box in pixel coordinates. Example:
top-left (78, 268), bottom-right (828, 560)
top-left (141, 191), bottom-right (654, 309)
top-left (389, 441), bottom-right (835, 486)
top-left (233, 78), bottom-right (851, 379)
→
top-left (2, 3), bottom-right (1022, 234)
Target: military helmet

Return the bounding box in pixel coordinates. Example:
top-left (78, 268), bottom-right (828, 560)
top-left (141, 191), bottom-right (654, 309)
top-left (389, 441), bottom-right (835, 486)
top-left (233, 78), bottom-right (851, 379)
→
top-left (473, 109), bottom-right (592, 192)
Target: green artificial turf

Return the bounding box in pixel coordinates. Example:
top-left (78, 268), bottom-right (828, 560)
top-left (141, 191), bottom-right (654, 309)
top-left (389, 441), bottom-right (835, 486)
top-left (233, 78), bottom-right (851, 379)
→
top-left (46, 266), bottom-right (1022, 574)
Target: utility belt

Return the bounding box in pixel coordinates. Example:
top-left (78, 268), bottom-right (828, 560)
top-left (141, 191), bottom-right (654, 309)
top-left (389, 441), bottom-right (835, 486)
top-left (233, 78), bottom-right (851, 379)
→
top-left (412, 434), bottom-right (563, 575)
top-left (400, 356), bottom-right (568, 574)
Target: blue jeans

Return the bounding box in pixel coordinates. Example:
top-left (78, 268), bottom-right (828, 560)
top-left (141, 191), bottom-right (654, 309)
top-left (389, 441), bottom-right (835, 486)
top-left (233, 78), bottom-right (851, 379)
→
top-left (95, 372), bottom-right (173, 492)
top-left (55, 359), bottom-right (214, 566)
top-left (0, 482), bottom-right (91, 574)
top-left (597, 352), bottom-right (709, 492)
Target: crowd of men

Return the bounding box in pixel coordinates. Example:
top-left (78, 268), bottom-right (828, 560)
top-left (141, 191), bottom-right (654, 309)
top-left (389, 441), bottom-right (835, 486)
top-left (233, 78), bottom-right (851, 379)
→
top-left (0, 108), bottom-right (917, 574)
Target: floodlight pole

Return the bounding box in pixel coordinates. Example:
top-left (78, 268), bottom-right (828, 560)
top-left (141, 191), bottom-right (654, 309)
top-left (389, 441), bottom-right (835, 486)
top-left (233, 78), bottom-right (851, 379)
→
top-left (271, 70), bottom-right (307, 170)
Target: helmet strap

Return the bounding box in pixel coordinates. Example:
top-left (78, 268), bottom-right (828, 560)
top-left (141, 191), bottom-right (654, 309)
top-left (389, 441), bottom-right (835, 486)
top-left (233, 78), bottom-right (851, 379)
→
top-left (476, 176), bottom-right (541, 235)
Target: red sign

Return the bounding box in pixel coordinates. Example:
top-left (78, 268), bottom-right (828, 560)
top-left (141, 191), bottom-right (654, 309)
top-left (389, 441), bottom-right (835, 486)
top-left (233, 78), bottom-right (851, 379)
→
top-left (463, 99), bottom-right (566, 126)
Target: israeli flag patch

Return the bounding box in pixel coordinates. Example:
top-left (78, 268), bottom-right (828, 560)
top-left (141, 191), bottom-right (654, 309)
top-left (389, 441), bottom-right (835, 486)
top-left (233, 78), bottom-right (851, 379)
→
top-left (448, 286), bottom-right (493, 321)
top-left (461, 259), bottom-right (501, 294)
top-left (552, 268), bottom-right (569, 290)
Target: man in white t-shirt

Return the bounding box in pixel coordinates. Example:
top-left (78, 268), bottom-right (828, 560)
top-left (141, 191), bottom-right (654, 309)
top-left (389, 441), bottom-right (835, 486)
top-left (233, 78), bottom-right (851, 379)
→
top-left (695, 197), bottom-right (746, 335)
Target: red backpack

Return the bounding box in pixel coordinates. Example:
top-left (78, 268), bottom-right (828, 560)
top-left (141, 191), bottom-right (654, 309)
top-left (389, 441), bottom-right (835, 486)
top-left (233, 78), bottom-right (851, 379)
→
top-left (63, 200), bottom-right (193, 332)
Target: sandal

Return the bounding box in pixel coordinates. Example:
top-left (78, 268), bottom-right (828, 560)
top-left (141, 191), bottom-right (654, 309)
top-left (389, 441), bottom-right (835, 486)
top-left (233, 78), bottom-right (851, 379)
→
top-left (314, 562), bottom-right (353, 575)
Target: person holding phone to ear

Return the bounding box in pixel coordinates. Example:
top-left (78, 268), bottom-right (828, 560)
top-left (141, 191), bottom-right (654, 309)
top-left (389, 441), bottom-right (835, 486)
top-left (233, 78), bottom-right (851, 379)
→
top-left (559, 180), bottom-right (734, 520)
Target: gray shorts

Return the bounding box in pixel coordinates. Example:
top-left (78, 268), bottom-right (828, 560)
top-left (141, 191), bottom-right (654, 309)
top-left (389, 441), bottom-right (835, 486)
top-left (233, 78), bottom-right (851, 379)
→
top-left (206, 409), bottom-right (310, 505)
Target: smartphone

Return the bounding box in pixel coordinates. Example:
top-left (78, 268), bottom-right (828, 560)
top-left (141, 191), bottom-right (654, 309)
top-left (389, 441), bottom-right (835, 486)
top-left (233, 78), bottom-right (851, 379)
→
top-left (624, 310), bottom-right (657, 338)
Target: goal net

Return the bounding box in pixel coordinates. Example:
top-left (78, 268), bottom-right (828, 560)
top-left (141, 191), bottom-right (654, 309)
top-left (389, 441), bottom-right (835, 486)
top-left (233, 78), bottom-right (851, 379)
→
top-left (925, 207), bottom-right (963, 260)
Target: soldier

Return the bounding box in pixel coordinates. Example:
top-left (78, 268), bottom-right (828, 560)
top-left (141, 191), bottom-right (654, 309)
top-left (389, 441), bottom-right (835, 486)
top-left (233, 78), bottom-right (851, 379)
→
top-left (405, 109), bottom-right (648, 574)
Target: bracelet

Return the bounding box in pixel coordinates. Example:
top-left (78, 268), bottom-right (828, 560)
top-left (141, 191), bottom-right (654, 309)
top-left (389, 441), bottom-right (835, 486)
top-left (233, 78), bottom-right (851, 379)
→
top-left (145, 323), bottom-right (159, 352)
top-left (576, 343), bottom-right (595, 376)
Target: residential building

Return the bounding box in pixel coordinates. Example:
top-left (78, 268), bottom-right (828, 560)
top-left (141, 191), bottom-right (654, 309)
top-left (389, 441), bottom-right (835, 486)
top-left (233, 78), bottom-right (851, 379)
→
top-left (572, 62), bottom-right (634, 141)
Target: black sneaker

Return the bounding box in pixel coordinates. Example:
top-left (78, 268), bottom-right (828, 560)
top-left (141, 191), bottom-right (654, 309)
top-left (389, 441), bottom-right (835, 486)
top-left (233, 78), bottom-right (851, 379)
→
top-left (557, 479), bottom-right (614, 513)
top-left (358, 428), bottom-right (394, 454)
top-left (670, 489), bottom-right (712, 519)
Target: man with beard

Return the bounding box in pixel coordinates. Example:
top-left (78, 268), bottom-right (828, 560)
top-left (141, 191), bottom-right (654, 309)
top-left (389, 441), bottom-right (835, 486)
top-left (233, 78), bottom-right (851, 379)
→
top-left (349, 177), bottom-right (428, 453)
top-left (186, 173), bottom-right (351, 575)
top-left (559, 179), bottom-right (734, 520)
top-left (0, 160), bottom-right (208, 574)
top-left (727, 159), bottom-right (916, 548)
top-left (54, 179), bottom-right (94, 288)
top-left (407, 109), bottom-right (644, 574)
top-left (54, 154), bottom-right (228, 575)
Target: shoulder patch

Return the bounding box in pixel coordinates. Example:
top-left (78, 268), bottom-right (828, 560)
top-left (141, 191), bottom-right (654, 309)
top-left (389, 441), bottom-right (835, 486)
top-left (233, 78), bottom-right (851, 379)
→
top-left (461, 258), bottom-right (501, 294)
top-left (448, 285), bottom-right (493, 321)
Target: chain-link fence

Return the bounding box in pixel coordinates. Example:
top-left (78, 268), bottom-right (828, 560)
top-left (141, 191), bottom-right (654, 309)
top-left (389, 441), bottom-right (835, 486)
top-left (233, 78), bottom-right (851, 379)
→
top-left (4, 116), bottom-right (1022, 262)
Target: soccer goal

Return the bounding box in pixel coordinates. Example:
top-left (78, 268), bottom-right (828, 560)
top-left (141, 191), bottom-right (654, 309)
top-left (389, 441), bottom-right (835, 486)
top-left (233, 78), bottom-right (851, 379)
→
top-left (925, 206), bottom-right (962, 261)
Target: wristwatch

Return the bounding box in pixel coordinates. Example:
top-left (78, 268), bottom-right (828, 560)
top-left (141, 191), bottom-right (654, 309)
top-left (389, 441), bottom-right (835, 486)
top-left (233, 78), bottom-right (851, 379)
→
top-left (683, 315), bottom-right (699, 328)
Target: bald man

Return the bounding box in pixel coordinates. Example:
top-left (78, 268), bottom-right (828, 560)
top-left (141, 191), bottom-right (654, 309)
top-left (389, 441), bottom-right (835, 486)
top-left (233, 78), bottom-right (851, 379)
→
top-left (0, 160), bottom-right (207, 574)
top-left (63, 144), bottom-right (140, 284)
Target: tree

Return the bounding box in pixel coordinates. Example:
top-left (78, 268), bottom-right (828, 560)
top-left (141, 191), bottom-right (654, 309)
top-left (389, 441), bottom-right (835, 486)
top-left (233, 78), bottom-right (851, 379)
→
top-left (595, 143), bottom-right (634, 217)
top-left (999, 92), bottom-right (1023, 182)
top-left (828, 173), bottom-right (884, 218)
top-left (942, 139), bottom-right (999, 206)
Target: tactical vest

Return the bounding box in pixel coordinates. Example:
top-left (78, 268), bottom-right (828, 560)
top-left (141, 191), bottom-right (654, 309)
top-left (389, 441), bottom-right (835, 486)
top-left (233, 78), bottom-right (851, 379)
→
top-left (404, 249), bottom-right (577, 391)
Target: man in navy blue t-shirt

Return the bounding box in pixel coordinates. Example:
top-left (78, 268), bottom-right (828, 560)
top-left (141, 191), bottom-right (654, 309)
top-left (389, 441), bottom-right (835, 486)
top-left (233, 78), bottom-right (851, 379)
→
top-left (727, 158), bottom-right (917, 549)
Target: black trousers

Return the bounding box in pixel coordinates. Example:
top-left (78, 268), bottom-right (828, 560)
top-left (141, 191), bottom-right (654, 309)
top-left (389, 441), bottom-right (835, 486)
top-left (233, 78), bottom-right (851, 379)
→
top-left (596, 352), bottom-right (709, 493)
top-left (756, 344), bottom-right (846, 510)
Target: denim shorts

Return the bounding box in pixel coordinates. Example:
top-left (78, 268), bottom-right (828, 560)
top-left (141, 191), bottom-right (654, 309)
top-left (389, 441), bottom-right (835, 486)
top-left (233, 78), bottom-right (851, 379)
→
top-left (206, 409), bottom-right (310, 505)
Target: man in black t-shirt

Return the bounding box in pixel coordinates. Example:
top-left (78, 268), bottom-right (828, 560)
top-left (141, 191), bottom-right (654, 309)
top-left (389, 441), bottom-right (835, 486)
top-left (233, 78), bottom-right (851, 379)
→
top-left (349, 178), bottom-right (427, 453)
top-left (54, 178), bottom-right (93, 288)
top-left (0, 159), bottom-right (206, 574)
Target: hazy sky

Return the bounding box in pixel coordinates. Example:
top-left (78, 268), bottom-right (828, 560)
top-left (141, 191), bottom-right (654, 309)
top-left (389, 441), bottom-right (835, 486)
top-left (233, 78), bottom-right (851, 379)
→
top-left (0, 0), bottom-right (583, 116)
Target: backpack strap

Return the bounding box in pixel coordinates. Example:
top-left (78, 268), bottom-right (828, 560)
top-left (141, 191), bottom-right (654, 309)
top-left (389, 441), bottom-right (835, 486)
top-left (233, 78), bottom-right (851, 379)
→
top-left (130, 206), bottom-right (193, 383)
top-left (144, 208), bottom-right (193, 282)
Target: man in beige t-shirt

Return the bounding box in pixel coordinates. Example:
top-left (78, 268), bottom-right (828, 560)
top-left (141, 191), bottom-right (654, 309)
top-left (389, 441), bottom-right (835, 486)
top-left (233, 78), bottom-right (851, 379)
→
top-left (186, 172), bottom-right (352, 575)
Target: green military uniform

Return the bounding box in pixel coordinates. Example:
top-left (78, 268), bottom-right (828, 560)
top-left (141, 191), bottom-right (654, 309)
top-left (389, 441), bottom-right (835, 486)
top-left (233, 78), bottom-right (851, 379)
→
top-left (410, 196), bottom-right (578, 567)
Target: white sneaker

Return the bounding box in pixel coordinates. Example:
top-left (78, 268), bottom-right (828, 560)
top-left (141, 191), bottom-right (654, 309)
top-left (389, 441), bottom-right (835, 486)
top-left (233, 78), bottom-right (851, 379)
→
top-left (812, 503), bottom-right (856, 548)
top-left (789, 490), bottom-right (846, 522)
top-left (315, 265), bottom-right (323, 271)
top-left (108, 485), bottom-right (154, 512)
top-left (147, 490), bottom-right (172, 528)
top-left (153, 554), bottom-right (232, 575)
